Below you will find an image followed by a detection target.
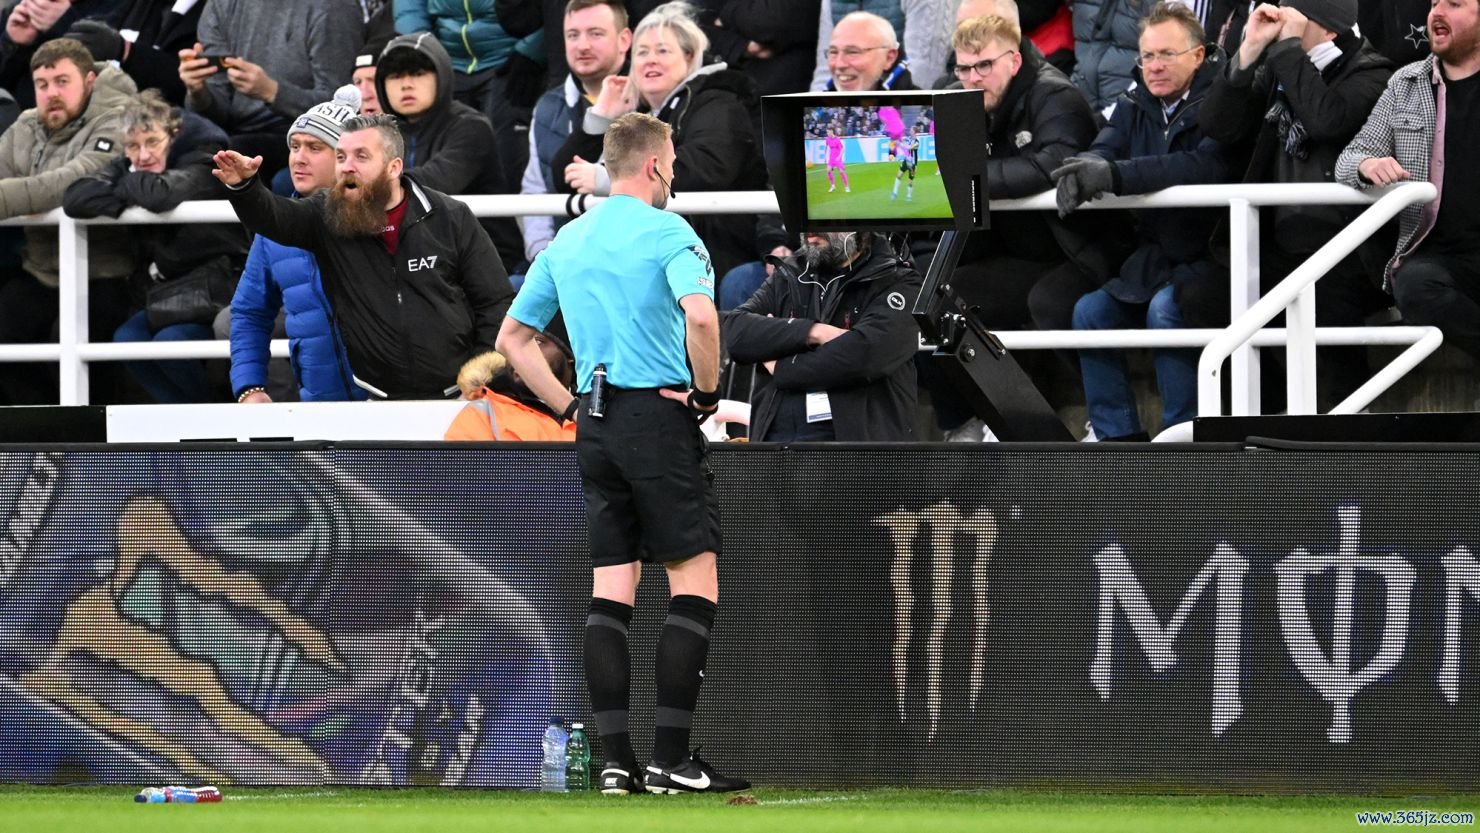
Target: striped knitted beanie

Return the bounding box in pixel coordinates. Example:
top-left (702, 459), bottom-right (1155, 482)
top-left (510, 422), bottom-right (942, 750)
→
top-left (287, 85), bottom-right (362, 148)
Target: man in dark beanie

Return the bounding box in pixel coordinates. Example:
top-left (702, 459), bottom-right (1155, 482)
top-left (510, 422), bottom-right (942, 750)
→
top-left (1193, 0), bottom-right (1394, 408)
top-left (351, 40), bottom-right (383, 116)
top-left (82, 1), bottom-right (210, 106)
top-left (1280, 0), bottom-right (1357, 36)
top-left (63, 18), bottom-right (123, 63)
top-left (391, 0), bottom-right (544, 209)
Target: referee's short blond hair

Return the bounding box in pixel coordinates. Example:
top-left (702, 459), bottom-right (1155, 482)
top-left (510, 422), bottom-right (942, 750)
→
top-left (603, 113), bottom-right (673, 180)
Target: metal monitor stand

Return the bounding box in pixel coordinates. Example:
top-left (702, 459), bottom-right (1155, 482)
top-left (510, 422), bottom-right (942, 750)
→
top-left (912, 230), bottom-right (1072, 441)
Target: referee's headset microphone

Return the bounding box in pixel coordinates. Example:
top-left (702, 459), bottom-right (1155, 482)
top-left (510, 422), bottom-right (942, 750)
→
top-left (654, 164), bottom-right (675, 202)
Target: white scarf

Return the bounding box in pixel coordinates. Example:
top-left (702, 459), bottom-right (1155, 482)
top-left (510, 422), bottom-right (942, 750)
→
top-left (1308, 41), bottom-right (1342, 73)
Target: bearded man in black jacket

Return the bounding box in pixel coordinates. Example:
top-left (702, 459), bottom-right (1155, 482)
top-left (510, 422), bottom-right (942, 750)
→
top-left (214, 114), bottom-right (515, 401)
top-left (724, 231), bottom-right (922, 442)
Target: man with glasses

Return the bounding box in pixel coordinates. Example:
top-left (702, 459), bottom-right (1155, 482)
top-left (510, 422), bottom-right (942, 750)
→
top-left (924, 12), bottom-right (1111, 442)
top-left (810, 3), bottom-right (955, 91)
top-left (931, 0), bottom-right (1033, 87)
top-left (933, 0), bottom-right (1076, 86)
top-left (816, 11), bottom-right (917, 91)
top-left (1051, 1), bottom-right (1232, 441)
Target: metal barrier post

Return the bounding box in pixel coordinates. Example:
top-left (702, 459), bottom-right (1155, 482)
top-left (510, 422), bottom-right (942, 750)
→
top-left (57, 215), bottom-right (89, 406)
top-left (1227, 198), bottom-right (1260, 416)
top-left (1286, 283), bottom-right (1318, 414)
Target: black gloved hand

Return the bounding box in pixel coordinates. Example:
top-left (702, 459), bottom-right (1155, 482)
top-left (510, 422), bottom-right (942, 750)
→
top-left (1049, 155), bottom-right (1115, 218)
top-left (497, 52), bottom-right (547, 110)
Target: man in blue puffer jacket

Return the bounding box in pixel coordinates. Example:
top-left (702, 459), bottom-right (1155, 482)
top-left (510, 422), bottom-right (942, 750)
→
top-left (228, 87), bottom-right (367, 403)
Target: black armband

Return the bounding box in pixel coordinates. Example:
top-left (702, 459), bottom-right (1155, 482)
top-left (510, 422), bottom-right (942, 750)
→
top-left (560, 398), bottom-right (580, 423)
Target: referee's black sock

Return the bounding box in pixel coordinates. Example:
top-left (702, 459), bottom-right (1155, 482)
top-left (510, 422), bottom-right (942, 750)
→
top-left (652, 594), bottom-right (717, 768)
top-left (585, 597), bottom-right (637, 771)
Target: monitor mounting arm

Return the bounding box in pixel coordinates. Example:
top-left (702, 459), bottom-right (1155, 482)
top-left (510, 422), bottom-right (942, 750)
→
top-left (912, 231), bottom-right (1072, 441)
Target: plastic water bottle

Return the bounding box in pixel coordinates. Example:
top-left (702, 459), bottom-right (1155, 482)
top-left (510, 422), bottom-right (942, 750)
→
top-left (541, 716), bottom-right (568, 792)
top-left (135, 786), bottom-right (222, 803)
top-left (565, 723), bottom-right (590, 792)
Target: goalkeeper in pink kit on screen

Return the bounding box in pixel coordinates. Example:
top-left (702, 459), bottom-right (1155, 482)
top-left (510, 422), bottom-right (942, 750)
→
top-left (825, 127), bottom-right (850, 193)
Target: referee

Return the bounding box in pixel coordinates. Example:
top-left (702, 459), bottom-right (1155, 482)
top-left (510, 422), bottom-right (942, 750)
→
top-left (496, 113), bottom-right (747, 796)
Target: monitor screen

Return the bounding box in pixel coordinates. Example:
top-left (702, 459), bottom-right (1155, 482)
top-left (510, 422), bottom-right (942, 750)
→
top-left (762, 89), bottom-right (987, 233)
top-left (802, 104), bottom-right (950, 223)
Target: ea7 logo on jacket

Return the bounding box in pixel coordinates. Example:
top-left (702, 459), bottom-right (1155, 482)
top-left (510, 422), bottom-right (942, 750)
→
top-left (408, 255), bottom-right (438, 272)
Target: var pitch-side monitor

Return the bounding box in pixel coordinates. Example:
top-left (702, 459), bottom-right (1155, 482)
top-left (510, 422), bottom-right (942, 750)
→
top-left (761, 89), bottom-right (988, 233)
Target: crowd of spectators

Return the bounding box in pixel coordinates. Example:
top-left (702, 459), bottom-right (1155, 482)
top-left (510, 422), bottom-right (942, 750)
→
top-left (0, 0), bottom-right (1468, 443)
top-left (804, 104), bottom-right (933, 138)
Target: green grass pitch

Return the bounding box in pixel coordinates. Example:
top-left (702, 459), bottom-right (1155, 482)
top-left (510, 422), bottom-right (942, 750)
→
top-left (806, 160), bottom-right (951, 222)
top-left (2, 785), bottom-right (1476, 833)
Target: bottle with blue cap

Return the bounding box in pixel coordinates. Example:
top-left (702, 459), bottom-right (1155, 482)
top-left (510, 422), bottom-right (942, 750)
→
top-left (541, 716), bottom-right (568, 792)
top-left (135, 786), bottom-right (221, 803)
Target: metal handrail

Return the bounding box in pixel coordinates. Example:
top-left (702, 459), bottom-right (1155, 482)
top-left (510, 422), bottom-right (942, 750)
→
top-left (0, 182), bottom-right (1391, 227)
top-left (0, 183), bottom-right (1437, 412)
top-left (1195, 182), bottom-right (1439, 419)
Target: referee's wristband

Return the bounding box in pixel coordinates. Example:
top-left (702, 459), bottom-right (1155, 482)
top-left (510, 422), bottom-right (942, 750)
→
top-left (688, 388), bottom-right (720, 410)
top-left (560, 398), bottom-right (580, 423)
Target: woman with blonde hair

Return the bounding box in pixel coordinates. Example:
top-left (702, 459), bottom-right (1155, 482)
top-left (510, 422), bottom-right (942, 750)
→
top-left (552, 1), bottom-right (787, 290)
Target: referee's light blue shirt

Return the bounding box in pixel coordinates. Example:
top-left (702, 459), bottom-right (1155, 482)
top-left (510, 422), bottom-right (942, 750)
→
top-left (507, 195), bottom-right (716, 394)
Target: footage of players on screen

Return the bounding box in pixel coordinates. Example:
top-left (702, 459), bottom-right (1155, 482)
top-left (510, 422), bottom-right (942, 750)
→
top-left (802, 105), bottom-right (948, 222)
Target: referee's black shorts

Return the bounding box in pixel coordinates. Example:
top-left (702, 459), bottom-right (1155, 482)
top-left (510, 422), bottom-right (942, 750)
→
top-left (575, 387), bottom-right (722, 567)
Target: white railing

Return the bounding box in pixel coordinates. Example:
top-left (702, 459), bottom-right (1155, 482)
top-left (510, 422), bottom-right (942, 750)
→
top-left (0, 183), bottom-right (1438, 425)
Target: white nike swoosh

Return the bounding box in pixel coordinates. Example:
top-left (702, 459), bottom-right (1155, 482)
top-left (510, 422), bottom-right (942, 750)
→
top-left (665, 770), bottom-right (710, 789)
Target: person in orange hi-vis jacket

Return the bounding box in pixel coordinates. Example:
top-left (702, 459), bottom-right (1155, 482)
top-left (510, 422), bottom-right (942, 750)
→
top-left (444, 332), bottom-right (577, 442)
